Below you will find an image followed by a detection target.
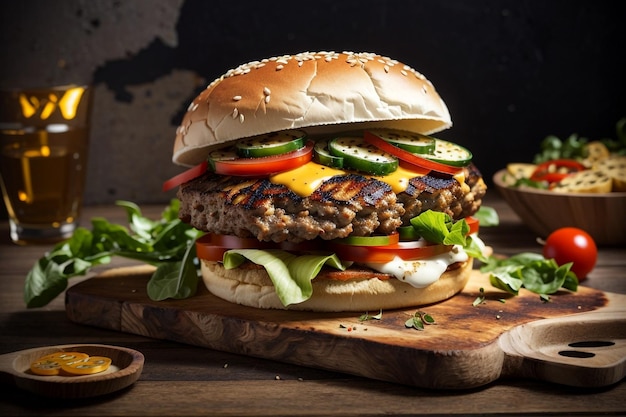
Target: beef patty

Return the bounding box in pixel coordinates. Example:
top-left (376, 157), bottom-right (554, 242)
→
top-left (178, 165), bottom-right (486, 243)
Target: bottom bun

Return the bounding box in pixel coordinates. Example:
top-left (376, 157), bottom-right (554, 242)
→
top-left (201, 259), bottom-right (473, 312)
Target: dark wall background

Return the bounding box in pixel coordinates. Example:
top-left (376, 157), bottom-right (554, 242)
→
top-left (1, 0), bottom-right (625, 206)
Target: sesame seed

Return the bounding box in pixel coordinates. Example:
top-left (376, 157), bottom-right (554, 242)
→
top-left (263, 87), bottom-right (271, 96)
top-left (384, 65), bottom-right (389, 73)
top-left (276, 64), bottom-right (284, 70)
top-left (265, 95), bottom-right (271, 104)
top-left (232, 108), bottom-right (239, 119)
top-left (401, 70), bottom-right (408, 76)
top-left (187, 102), bottom-right (198, 112)
top-left (239, 113), bottom-right (245, 123)
top-left (233, 95), bottom-right (242, 101)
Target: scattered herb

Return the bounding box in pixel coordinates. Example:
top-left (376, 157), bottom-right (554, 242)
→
top-left (405, 310), bottom-right (436, 331)
top-left (359, 309), bottom-right (383, 322)
top-left (472, 287), bottom-right (486, 307)
top-left (24, 200), bottom-right (203, 308)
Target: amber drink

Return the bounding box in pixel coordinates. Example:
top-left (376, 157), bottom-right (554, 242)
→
top-left (0, 85), bottom-right (92, 244)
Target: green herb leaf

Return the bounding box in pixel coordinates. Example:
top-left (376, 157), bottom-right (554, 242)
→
top-left (147, 241), bottom-right (199, 300)
top-left (473, 206), bottom-right (499, 227)
top-left (480, 252), bottom-right (578, 296)
top-left (410, 210), bottom-right (466, 246)
top-left (24, 199), bottom-right (203, 308)
top-left (359, 309), bottom-right (383, 321)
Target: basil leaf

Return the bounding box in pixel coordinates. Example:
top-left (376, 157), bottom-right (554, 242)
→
top-left (24, 199), bottom-right (203, 308)
top-left (474, 206), bottom-right (499, 227)
top-left (147, 242), bottom-right (199, 301)
top-left (481, 252), bottom-right (578, 296)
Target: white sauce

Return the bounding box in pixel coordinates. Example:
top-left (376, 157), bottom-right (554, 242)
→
top-left (365, 245), bottom-right (469, 288)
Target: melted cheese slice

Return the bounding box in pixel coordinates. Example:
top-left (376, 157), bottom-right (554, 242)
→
top-left (270, 161), bottom-right (467, 197)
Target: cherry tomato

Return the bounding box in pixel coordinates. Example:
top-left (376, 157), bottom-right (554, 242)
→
top-left (542, 227), bottom-right (597, 279)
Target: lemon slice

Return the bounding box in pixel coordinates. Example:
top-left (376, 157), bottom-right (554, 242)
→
top-left (30, 351), bottom-right (89, 376)
top-left (61, 356), bottom-right (112, 375)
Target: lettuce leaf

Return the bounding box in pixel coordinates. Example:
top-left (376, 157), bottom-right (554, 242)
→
top-left (223, 249), bottom-right (345, 306)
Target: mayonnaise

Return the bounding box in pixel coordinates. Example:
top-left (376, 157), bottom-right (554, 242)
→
top-left (365, 245), bottom-right (469, 288)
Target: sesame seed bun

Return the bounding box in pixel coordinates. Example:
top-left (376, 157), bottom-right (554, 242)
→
top-left (200, 259), bottom-right (472, 312)
top-left (172, 51), bottom-right (452, 167)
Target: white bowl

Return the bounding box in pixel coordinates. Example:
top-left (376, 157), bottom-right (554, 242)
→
top-left (493, 169), bottom-right (626, 246)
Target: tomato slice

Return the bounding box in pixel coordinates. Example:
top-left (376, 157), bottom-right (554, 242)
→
top-left (465, 216), bottom-right (480, 235)
top-left (364, 131), bottom-right (462, 175)
top-left (328, 240), bottom-right (453, 263)
top-left (211, 141), bottom-right (314, 176)
top-left (530, 159), bottom-right (586, 183)
top-left (196, 233), bottom-right (276, 261)
top-left (162, 161), bottom-right (209, 192)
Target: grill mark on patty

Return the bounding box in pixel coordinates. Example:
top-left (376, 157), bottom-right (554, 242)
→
top-left (178, 165), bottom-right (486, 242)
top-left (310, 174), bottom-right (391, 206)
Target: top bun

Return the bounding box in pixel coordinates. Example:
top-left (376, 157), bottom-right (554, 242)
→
top-left (173, 51), bottom-right (452, 166)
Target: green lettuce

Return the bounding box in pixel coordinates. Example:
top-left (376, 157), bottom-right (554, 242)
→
top-left (223, 249), bottom-right (346, 306)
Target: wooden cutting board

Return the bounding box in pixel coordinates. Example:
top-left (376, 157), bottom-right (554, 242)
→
top-left (65, 265), bottom-right (626, 390)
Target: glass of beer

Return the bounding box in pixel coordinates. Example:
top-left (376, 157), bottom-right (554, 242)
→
top-left (0, 84), bottom-right (92, 244)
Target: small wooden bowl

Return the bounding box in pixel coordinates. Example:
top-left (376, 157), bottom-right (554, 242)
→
top-left (0, 344), bottom-right (144, 399)
top-left (493, 169), bottom-right (626, 246)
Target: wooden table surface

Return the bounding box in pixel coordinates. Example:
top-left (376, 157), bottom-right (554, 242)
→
top-left (1, 194), bottom-right (624, 416)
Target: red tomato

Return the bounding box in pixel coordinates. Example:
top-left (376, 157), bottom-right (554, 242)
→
top-left (465, 216), bottom-right (480, 235)
top-left (196, 234), bottom-right (276, 261)
top-left (328, 240), bottom-right (453, 263)
top-left (530, 159), bottom-right (586, 184)
top-left (363, 131), bottom-right (462, 176)
top-left (542, 227), bottom-right (598, 279)
top-left (162, 161), bottom-right (208, 192)
top-left (211, 141), bottom-right (313, 176)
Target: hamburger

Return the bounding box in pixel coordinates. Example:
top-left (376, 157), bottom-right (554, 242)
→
top-left (164, 51), bottom-right (487, 312)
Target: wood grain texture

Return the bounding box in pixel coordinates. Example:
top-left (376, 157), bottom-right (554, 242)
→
top-left (0, 344), bottom-right (144, 399)
top-left (65, 266), bottom-right (625, 390)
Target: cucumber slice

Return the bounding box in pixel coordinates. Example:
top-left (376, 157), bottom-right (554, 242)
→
top-left (236, 130), bottom-right (306, 158)
top-left (314, 141), bottom-right (344, 168)
top-left (369, 129), bottom-right (435, 154)
top-left (208, 147), bottom-right (238, 171)
top-left (398, 225), bottom-right (421, 241)
top-left (328, 136), bottom-right (398, 175)
top-left (422, 139), bottom-right (473, 167)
